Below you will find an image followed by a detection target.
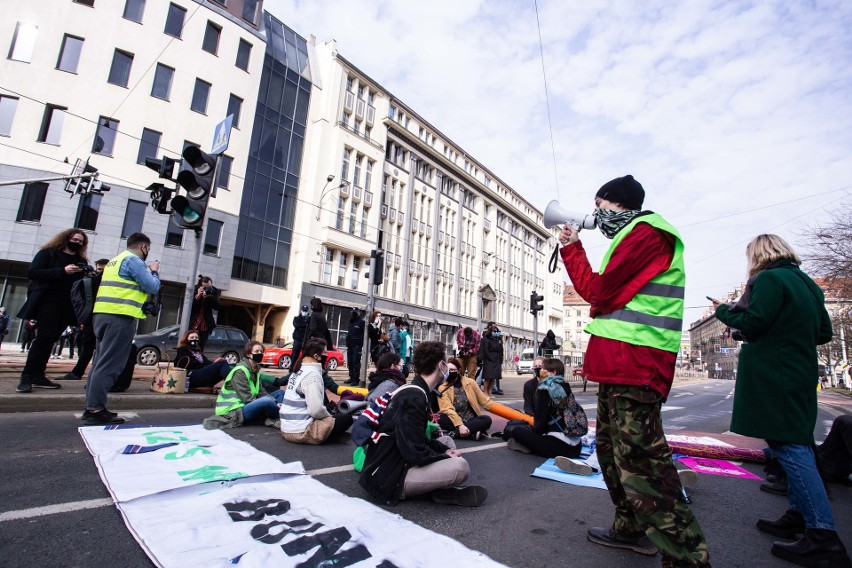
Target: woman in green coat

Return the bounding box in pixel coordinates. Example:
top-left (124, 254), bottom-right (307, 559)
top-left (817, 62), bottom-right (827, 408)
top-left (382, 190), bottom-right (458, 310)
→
top-left (714, 234), bottom-right (848, 567)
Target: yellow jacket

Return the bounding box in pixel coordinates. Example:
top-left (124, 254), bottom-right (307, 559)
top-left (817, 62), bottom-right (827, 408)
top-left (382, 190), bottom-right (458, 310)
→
top-left (438, 377), bottom-right (494, 428)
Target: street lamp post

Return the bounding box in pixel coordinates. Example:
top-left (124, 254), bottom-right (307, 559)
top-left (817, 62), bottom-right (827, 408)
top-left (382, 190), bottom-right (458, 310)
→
top-left (316, 175), bottom-right (351, 221)
top-left (475, 252), bottom-right (494, 333)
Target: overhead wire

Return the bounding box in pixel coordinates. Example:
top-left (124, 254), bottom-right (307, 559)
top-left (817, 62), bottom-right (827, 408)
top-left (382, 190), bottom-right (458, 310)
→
top-left (533, 0), bottom-right (561, 203)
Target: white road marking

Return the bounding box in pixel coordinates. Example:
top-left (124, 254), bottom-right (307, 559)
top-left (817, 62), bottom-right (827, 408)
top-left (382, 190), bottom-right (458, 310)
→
top-left (0, 498), bottom-right (113, 522)
top-left (673, 392), bottom-right (693, 398)
top-left (661, 406), bottom-right (684, 412)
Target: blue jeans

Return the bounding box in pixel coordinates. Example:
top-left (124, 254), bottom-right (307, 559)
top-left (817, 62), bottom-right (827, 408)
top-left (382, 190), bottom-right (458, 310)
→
top-left (769, 441), bottom-right (835, 530)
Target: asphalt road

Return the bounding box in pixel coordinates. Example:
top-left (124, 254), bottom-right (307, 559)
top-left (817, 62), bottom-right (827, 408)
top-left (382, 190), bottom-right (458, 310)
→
top-left (1, 380), bottom-right (848, 568)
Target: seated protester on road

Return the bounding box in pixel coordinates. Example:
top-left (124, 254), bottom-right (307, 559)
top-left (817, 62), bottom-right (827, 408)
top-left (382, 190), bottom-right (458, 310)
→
top-left (437, 357), bottom-right (494, 441)
top-left (203, 341), bottom-right (283, 430)
top-left (818, 415), bottom-right (852, 484)
top-left (504, 358), bottom-right (583, 459)
top-left (174, 329), bottom-right (233, 390)
top-left (366, 351), bottom-right (406, 403)
top-left (523, 356), bottom-right (546, 416)
top-left (280, 338), bottom-right (353, 445)
top-left (359, 341), bottom-right (487, 507)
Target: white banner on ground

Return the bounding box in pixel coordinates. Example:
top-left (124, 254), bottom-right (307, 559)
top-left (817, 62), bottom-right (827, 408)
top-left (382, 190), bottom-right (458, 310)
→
top-left (79, 425), bottom-right (304, 502)
top-left (80, 425), bottom-right (505, 568)
top-left (119, 475), bottom-right (504, 568)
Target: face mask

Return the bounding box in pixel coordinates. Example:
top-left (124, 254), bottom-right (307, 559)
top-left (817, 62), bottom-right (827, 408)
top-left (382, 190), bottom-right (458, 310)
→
top-left (188, 340), bottom-right (199, 349)
top-left (447, 371), bottom-right (459, 383)
top-left (493, 332), bottom-right (501, 338)
top-left (251, 353), bottom-right (263, 363)
top-left (301, 310), bottom-right (309, 316)
top-left (318, 354), bottom-right (328, 367)
top-left (141, 247), bottom-right (149, 261)
top-left (593, 208), bottom-right (640, 239)
top-left (67, 241), bottom-right (83, 253)
top-left (533, 368), bottom-right (542, 379)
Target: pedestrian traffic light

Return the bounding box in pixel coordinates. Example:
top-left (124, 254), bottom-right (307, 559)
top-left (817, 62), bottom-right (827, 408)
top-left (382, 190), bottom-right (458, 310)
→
top-left (364, 250), bottom-right (385, 286)
top-left (147, 183), bottom-right (173, 214)
top-left (530, 291), bottom-right (544, 315)
top-left (171, 146), bottom-right (217, 230)
top-left (144, 156), bottom-right (179, 180)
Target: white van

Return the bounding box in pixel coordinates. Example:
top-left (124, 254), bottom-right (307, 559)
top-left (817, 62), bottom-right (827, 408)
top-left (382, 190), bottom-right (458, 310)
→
top-left (516, 348), bottom-right (536, 374)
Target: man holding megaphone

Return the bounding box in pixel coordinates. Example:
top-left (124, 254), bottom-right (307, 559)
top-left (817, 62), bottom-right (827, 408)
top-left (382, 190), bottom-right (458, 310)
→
top-left (556, 176), bottom-right (710, 567)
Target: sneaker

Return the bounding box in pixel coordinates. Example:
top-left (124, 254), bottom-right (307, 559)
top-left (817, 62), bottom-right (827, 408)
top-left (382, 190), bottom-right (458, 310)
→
top-left (473, 431), bottom-right (482, 441)
top-left (264, 418), bottom-right (281, 429)
top-left (506, 438), bottom-right (531, 454)
top-left (555, 456), bottom-right (596, 476)
top-left (430, 485), bottom-right (488, 507)
top-left (16, 379), bottom-right (32, 393)
top-left (31, 376), bottom-right (61, 389)
top-left (587, 526), bottom-right (657, 556)
top-left (58, 372), bottom-right (83, 381)
top-left (82, 409), bottom-right (124, 426)
top-left (678, 468), bottom-right (699, 488)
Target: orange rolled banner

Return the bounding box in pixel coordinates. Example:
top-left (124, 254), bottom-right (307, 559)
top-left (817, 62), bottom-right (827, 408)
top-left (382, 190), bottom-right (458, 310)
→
top-left (488, 402), bottom-right (533, 425)
top-left (335, 385), bottom-right (368, 397)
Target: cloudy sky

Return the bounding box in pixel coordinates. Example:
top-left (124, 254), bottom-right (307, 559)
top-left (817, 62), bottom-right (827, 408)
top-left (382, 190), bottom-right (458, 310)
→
top-left (266, 0), bottom-right (852, 321)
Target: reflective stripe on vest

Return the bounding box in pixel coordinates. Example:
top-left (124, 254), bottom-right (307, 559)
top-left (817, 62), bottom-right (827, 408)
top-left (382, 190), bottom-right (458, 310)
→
top-left (93, 250), bottom-right (147, 319)
top-left (215, 363), bottom-right (259, 416)
top-left (584, 213), bottom-right (685, 353)
top-left (280, 369), bottom-right (315, 433)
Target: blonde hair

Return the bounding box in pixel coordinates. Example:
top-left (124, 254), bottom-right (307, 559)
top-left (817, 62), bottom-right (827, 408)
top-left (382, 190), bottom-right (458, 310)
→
top-left (746, 234), bottom-right (800, 276)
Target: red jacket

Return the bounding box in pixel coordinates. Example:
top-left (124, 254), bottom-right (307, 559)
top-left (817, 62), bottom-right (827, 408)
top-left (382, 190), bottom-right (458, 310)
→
top-left (561, 222), bottom-right (677, 398)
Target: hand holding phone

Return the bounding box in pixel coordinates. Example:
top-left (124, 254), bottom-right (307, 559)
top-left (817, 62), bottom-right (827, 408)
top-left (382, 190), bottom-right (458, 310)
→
top-left (706, 296), bottom-right (719, 303)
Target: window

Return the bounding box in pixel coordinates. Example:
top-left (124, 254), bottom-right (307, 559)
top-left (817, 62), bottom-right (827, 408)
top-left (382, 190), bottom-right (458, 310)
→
top-left (37, 105), bottom-right (66, 145)
top-left (216, 154), bottom-right (232, 190)
top-left (202, 21), bottom-right (221, 55)
top-left (16, 182), bottom-right (48, 222)
top-left (341, 148), bottom-right (350, 181)
top-left (235, 39), bottom-right (251, 71)
top-left (351, 256), bottom-right (360, 289)
top-left (190, 78), bottom-right (211, 113)
top-left (56, 34), bottom-right (84, 73)
top-left (8, 22), bottom-right (38, 62)
top-left (204, 219), bottom-right (223, 255)
top-left (0, 96), bottom-right (19, 136)
top-left (242, 0), bottom-right (258, 24)
top-left (121, 200), bottom-right (146, 237)
top-left (226, 94), bottom-right (242, 128)
top-left (136, 128), bottom-right (161, 164)
top-left (322, 249), bottom-right (333, 284)
top-left (164, 3), bottom-right (186, 38)
top-left (150, 63), bottom-right (174, 100)
top-left (92, 116), bottom-right (119, 155)
top-left (75, 193), bottom-right (102, 231)
top-left (122, 0), bottom-right (145, 22)
top-left (165, 217), bottom-right (183, 247)
top-left (337, 252), bottom-right (347, 286)
top-left (107, 49), bottom-right (134, 87)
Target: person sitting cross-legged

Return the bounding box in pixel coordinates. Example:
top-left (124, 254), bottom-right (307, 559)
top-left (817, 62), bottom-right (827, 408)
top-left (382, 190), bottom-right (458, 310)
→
top-left (174, 329), bottom-right (233, 391)
top-left (359, 341), bottom-right (487, 507)
top-left (437, 357), bottom-right (494, 441)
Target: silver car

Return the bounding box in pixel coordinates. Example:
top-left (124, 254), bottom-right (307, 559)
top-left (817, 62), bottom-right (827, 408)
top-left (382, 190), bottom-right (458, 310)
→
top-left (133, 325), bottom-right (249, 366)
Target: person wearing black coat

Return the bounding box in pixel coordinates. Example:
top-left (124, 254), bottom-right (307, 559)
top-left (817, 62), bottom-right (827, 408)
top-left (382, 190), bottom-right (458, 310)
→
top-left (174, 329), bottom-right (233, 389)
top-left (539, 329), bottom-right (559, 357)
top-left (304, 297), bottom-right (334, 349)
top-left (0, 307), bottom-right (9, 352)
top-left (17, 229), bottom-right (89, 393)
top-left (359, 341), bottom-right (487, 507)
top-left (480, 325), bottom-right (504, 397)
top-left (291, 304), bottom-right (310, 362)
top-left (345, 308), bottom-right (365, 385)
top-left (189, 276), bottom-right (220, 350)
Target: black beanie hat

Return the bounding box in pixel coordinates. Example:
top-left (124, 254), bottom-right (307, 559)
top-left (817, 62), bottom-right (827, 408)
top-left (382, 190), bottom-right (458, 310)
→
top-left (595, 175), bottom-right (645, 210)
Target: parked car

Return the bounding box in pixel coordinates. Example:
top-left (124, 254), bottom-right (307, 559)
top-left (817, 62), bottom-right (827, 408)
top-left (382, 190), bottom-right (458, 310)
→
top-left (516, 348), bottom-right (535, 374)
top-left (261, 342), bottom-right (344, 371)
top-left (133, 325), bottom-right (249, 366)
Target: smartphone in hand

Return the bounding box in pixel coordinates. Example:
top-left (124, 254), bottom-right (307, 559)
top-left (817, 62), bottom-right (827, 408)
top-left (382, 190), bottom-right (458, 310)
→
top-left (706, 296), bottom-right (720, 303)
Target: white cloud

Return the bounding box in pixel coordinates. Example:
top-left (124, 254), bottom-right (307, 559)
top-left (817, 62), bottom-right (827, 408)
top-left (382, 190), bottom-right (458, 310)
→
top-left (265, 0), bottom-right (852, 319)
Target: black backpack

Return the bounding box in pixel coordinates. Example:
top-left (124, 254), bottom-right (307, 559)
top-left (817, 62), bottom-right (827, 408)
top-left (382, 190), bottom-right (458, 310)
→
top-left (71, 276), bottom-right (99, 324)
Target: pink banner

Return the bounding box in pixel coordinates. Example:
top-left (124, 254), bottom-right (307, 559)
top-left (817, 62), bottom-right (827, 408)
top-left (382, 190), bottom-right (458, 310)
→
top-left (678, 457), bottom-right (763, 480)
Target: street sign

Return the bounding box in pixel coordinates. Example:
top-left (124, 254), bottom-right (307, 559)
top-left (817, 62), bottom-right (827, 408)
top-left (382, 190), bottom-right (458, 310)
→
top-left (210, 115), bottom-right (233, 155)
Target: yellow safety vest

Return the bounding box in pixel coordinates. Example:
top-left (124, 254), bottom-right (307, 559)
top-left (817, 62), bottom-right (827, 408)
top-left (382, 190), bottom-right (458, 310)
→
top-left (93, 250), bottom-right (148, 319)
top-left (584, 213), bottom-right (685, 353)
top-left (215, 363), bottom-right (260, 416)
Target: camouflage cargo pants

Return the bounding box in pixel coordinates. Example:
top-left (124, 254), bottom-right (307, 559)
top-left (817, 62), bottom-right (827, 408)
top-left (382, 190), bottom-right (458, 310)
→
top-left (596, 384), bottom-right (710, 566)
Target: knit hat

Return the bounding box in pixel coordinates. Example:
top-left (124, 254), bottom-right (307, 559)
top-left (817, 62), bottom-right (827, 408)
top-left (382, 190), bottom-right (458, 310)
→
top-left (595, 175), bottom-right (645, 210)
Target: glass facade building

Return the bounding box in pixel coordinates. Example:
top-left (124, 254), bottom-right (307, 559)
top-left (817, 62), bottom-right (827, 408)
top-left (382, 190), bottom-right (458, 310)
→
top-left (231, 13), bottom-right (312, 288)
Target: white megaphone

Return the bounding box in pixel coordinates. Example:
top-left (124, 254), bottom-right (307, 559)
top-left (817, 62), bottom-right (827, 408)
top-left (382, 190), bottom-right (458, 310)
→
top-left (543, 200), bottom-right (596, 230)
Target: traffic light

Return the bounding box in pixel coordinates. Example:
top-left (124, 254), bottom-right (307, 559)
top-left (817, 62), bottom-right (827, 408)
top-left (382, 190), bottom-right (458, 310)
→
top-left (171, 146), bottom-right (217, 230)
top-left (147, 183), bottom-right (173, 214)
top-left (530, 291), bottom-right (544, 315)
top-left (144, 156), bottom-right (179, 180)
top-left (364, 250), bottom-right (385, 286)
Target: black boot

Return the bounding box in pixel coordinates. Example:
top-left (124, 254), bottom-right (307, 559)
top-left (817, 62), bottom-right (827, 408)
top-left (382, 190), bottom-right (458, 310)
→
top-left (772, 528), bottom-right (852, 567)
top-left (757, 509), bottom-right (805, 539)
